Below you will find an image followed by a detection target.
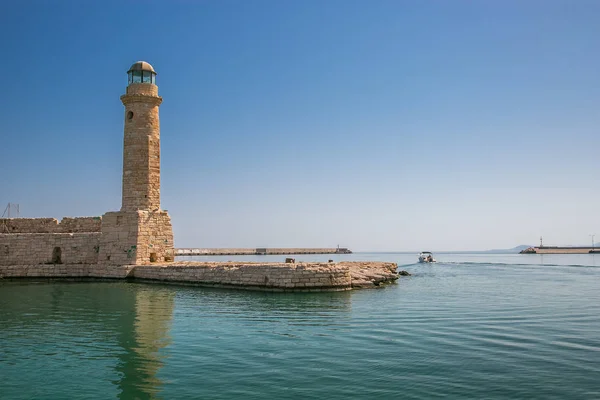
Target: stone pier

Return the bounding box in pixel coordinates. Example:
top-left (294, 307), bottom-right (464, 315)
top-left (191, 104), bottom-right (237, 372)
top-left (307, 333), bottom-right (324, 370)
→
top-left (0, 261), bottom-right (399, 291)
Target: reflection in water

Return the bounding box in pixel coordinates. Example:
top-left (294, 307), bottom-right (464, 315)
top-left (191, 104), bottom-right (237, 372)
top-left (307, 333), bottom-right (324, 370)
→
top-left (177, 288), bottom-right (353, 322)
top-left (114, 286), bottom-right (175, 399)
top-left (0, 281), bottom-right (352, 399)
top-left (0, 281), bottom-right (175, 400)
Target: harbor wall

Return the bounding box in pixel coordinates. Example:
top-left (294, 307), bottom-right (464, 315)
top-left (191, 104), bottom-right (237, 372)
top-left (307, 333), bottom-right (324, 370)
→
top-left (0, 261), bottom-right (399, 291)
top-left (0, 264), bottom-right (132, 279)
top-left (133, 262), bottom-right (352, 290)
top-left (176, 247), bottom-right (352, 256)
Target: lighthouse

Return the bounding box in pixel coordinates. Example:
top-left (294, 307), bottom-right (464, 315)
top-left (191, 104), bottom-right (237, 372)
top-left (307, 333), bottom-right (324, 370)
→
top-left (121, 61), bottom-right (162, 212)
top-left (99, 62), bottom-right (174, 265)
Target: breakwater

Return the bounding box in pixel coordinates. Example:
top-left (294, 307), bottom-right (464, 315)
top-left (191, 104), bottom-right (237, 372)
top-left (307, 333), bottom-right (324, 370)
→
top-left (520, 246), bottom-right (598, 254)
top-left (176, 247), bottom-right (352, 256)
top-left (0, 261), bottom-right (398, 291)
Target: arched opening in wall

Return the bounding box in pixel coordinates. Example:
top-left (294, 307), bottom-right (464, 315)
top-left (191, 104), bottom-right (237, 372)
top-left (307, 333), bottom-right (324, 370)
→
top-left (127, 111), bottom-right (134, 121)
top-left (52, 247), bottom-right (62, 264)
top-left (150, 253), bottom-right (158, 262)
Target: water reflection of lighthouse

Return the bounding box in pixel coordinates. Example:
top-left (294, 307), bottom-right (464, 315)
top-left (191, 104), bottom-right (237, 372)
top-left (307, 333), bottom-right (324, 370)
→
top-left (115, 286), bottom-right (175, 399)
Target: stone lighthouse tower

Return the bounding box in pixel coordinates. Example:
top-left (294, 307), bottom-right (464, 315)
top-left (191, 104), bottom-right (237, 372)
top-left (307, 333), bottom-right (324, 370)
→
top-left (99, 61), bottom-right (174, 265)
top-left (121, 61), bottom-right (161, 212)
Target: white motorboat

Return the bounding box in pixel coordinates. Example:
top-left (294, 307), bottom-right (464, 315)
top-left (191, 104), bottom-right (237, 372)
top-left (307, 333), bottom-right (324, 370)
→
top-left (418, 252), bottom-right (436, 263)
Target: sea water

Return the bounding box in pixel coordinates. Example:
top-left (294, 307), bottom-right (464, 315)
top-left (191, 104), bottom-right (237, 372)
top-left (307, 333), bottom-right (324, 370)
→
top-left (1, 253), bottom-right (599, 399)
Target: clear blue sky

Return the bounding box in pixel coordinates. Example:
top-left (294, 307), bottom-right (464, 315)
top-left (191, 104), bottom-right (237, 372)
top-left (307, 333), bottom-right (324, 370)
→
top-left (1, 1), bottom-right (599, 251)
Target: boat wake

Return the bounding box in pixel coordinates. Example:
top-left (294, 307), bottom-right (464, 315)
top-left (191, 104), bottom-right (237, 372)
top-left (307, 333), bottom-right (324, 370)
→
top-left (396, 263), bottom-right (421, 269)
top-left (438, 261), bottom-right (598, 269)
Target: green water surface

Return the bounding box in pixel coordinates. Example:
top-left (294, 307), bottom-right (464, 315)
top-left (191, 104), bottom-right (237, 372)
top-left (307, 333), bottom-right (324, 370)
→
top-left (1, 253), bottom-right (599, 399)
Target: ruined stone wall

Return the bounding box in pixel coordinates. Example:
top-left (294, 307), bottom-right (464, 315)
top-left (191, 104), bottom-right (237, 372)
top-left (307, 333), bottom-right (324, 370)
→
top-left (0, 217), bottom-right (102, 233)
top-left (0, 233), bottom-right (100, 265)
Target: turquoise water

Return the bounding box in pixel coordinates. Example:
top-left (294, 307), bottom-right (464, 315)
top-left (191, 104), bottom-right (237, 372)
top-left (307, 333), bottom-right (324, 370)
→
top-left (1, 253), bottom-right (599, 399)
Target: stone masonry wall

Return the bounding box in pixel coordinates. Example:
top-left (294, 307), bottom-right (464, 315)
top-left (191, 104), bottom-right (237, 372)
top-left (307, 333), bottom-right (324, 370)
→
top-left (59, 217), bottom-right (102, 233)
top-left (121, 82), bottom-right (162, 212)
top-left (0, 264), bottom-right (133, 279)
top-left (99, 210), bottom-right (173, 265)
top-left (0, 262), bottom-right (352, 290)
top-left (98, 211), bottom-right (140, 265)
top-left (133, 262), bottom-right (352, 290)
top-left (0, 233), bottom-right (100, 265)
top-left (0, 261), bottom-right (399, 291)
top-left (0, 217), bottom-right (102, 233)
top-left (136, 210), bottom-right (174, 264)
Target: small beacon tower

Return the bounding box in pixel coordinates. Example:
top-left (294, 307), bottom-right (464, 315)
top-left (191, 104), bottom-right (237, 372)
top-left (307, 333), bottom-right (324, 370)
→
top-left (100, 61), bottom-right (174, 265)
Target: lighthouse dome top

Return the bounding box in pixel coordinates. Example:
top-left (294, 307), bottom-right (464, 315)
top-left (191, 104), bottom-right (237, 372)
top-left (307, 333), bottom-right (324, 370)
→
top-left (127, 61), bottom-right (156, 85)
top-left (128, 61), bottom-right (156, 73)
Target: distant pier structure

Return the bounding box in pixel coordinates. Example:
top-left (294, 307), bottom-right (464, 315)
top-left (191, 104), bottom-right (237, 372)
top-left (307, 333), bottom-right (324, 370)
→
top-left (176, 247), bottom-right (353, 256)
top-left (520, 246), bottom-right (598, 254)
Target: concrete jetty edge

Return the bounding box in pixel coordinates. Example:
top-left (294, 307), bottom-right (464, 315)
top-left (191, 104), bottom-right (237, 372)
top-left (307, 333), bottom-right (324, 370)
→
top-left (175, 247), bottom-right (353, 256)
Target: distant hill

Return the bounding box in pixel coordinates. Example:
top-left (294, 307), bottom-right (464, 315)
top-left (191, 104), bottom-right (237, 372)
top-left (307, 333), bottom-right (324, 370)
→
top-left (421, 245), bottom-right (533, 254)
top-left (483, 245), bottom-right (532, 254)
